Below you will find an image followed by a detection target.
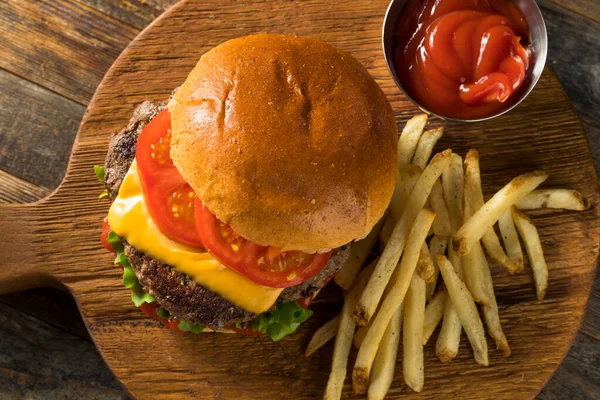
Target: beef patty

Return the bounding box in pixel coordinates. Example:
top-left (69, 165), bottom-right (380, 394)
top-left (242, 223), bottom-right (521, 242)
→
top-left (105, 101), bottom-right (350, 330)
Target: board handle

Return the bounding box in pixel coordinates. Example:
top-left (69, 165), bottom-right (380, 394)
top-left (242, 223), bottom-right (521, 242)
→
top-left (0, 202), bottom-right (59, 294)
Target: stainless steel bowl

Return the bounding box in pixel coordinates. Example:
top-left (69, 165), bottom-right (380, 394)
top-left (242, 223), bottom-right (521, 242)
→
top-left (382, 0), bottom-right (548, 122)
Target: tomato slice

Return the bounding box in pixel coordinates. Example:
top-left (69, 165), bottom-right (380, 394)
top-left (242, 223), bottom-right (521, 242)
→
top-left (297, 295), bottom-right (314, 309)
top-left (135, 109), bottom-right (331, 287)
top-left (140, 302), bottom-right (183, 333)
top-left (135, 109), bottom-right (203, 248)
top-left (101, 218), bottom-right (115, 253)
top-left (194, 200), bottom-right (332, 288)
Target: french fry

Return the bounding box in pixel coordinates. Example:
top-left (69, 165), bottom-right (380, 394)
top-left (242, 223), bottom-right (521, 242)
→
top-left (367, 306), bottom-right (403, 400)
top-left (461, 151), bottom-right (510, 355)
top-left (380, 166), bottom-right (422, 248)
top-left (426, 235), bottom-right (447, 300)
top-left (462, 150), bottom-right (482, 220)
top-left (355, 151), bottom-right (451, 326)
top-left (482, 302), bottom-right (510, 357)
top-left (324, 262), bottom-right (376, 400)
top-left (464, 150), bottom-right (517, 273)
top-left (412, 127), bottom-right (444, 169)
top-left (416, 241), bottom-right (436, 283)
top-left (461, 241), bottom-right (492, 305)
top-left (379, 214), bottom-right (395, 249)
top-left (323, 120), bottom-right (557, 397)
top-left (436, 154), bottom-right (465, 361)
top-left (517, 189), bottom-right (590, 211)
top-left (429, 179), bottom-right (452, 237)
top-left (436, 294), bottom-right (461, 362)
top-left (426, 197), bottom-right (434, 238)
top-left (397, 114), bottom-right (428, 168)
top-left (305, 314), bottom-right (341, 357)
top-left (423, 286), bottom-right (446, 345)
top-left (435, 244), bottom-right (463, 362)
top-left (453, 171), bottom-right (548, 256)
top-left (398, 165), bottom-right (423, 212)
top-left (437, 255), bottom-right (489, 366)
top-left (476, 243), bottom-right (511, 357)
top-left (389, 169), bottom-right (404, 221)
top-left (403, 274), bottom-right (426, 392)
top-left (442, 153), bottom-right (464, 232)
top-left (353, 209), bottom-right (435, 393)
top-left (511, 206), bottom-right (548, 300)
top-left (498, 209), bottom-right (524, 273)
top-left (482, 230), bottom-right (517, 274)
top-left (354, 257), bottom-right (384, 350)
top-left (462, 155), bottom-right (493, 305)
top-left (335, 218), bottom-right (384, 290)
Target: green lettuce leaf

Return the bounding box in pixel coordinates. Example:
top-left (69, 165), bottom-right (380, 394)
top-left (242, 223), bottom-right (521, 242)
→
top-left (157, 307), bottom-right (171, 319)
top-left (122, 265), bottom-right (137, 289)
top-left (94, 165), bottom-right (105, 181)
top-left (110, 236), bottom-right (154, 306)
top-left (114, 252), bottom-right (130, 268)
top-left (178, 320), bottom-right (205, 333)
top-left (131, 285), bottom-right (155, 307)
top-left (107, 231), bottom-right (124, 253)
top-left (249, 301), bottom-right (313, 341)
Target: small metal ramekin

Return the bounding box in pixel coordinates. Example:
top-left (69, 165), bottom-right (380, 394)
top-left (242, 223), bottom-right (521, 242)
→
top-left (382, 0), bottom-right (548, 122)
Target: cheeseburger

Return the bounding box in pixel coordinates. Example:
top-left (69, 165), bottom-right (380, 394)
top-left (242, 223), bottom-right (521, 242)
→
top-left (99, 34), bottom-right (397, 340)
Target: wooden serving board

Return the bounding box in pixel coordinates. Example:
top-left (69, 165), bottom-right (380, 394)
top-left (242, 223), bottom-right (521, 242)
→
top-left (0, 0), bottom-right (598, 399)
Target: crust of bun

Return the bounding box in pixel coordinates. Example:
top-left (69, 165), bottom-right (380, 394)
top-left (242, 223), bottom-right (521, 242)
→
top-left (169, 34), bottom-right (397, 252)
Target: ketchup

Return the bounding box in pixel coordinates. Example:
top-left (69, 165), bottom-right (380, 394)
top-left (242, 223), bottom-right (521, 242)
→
top-left (395, 0), bottom-right (531, 119)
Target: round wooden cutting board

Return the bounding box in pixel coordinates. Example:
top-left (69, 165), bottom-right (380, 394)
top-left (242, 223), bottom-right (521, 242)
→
top-left (0, 0), bottom-right (598, 399)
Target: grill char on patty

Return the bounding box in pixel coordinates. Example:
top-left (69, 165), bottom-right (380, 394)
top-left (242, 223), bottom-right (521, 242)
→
top-left (105, 101), bottom-right (350, 330)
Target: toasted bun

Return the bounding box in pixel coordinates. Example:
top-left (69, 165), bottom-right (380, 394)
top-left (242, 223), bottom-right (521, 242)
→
top-left (169, 34), bottom-right (397, 252)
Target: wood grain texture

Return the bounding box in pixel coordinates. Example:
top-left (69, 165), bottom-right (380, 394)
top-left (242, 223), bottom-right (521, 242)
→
top-left (78, 0), bottom-right (178, 29)
top-left (0, 288), bottom-right (89, 340)
top-left (0, 69), bottom-right (84, 189)
top-left (538, 0), bottom-right (600, 170)
top-left (547, 0), bottom-right (600, 23)
top-left (581, 272), bottom-right (600, 339)
top-left (0, 0), bottom-right (138, 105)
top-left (537, 333), bottom-right (600, 400)
top-left (0, 0), bottom-right (598, 399)
top-left (0, 168), bottom-right (50, 204)
top-left (0, 300), bottom-right (127, 400)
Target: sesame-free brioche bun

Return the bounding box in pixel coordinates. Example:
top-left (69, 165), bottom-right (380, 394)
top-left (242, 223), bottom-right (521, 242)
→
top-left (169, 34), bottom-right (397, 253)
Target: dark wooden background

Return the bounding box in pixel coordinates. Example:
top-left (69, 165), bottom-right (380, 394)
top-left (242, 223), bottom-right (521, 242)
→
top-left (0, 0), bottom-right (598, 399)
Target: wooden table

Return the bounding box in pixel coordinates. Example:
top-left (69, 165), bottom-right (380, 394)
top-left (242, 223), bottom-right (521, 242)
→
top-left (0, 1), bottom-right (598, 399)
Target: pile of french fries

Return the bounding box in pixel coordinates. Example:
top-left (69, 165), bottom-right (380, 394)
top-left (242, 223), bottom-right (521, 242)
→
top-left (306, 115), bottom-right (590, 400)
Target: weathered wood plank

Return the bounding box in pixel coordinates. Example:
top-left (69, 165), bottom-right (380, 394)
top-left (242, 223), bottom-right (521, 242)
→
top-left (537, 332), bottom-right (600, 400)
top-left (581, 271), bottom-right (600, 339)
top-left (547, 0), bottom-right (600, 24)
top-left (0, 0), bottom-right (598, 398)
top-left (538, 0), bottom-right (600, 349)
top-left (0, 288), bottom-right (90, 340)
top-left (539, 0), bottom-right (600, 172)
top-left (0, 0), bottom-right (138, 105)
top-left (0, 168), bottom-right (50, 204)
top-left (0, 0), bottom-right (591, 398)
top-left (0, 301), bottom-right (127, 399)
top-left (78, 0), bottom-right (177, 29)
top-left (0, 69), bottom-right (84, 189)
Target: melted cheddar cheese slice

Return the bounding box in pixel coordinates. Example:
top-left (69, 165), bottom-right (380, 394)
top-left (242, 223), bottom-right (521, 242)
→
top-left (107, 161), bottom-right (283, 314)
